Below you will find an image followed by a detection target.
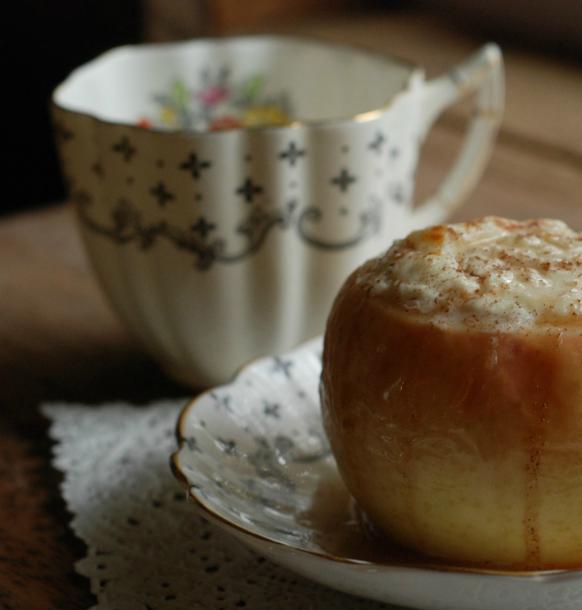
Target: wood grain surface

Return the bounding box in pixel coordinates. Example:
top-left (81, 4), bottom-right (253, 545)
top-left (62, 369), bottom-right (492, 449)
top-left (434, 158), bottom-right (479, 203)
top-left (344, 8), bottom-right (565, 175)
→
top-left (1, 8), bottom-right (581, 609)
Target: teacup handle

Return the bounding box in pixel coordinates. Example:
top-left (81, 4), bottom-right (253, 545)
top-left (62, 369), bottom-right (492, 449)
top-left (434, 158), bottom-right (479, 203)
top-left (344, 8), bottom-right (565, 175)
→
top-left (412, 44), bottom-right (504, 228)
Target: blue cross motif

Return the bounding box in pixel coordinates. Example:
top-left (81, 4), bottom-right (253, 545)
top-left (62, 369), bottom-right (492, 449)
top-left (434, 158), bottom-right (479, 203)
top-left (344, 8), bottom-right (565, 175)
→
top-left (331, 168), bottom-right (357, 193)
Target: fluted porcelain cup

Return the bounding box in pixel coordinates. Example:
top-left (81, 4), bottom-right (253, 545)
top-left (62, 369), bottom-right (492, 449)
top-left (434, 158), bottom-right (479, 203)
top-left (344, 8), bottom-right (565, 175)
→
top-left (52, 36), bottom-right (503, 386)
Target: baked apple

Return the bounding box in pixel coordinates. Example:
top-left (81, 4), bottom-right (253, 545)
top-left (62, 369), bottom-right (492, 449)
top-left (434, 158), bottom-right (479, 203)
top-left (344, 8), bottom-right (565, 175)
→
top-left (321, 216), bottom-right (582, 569)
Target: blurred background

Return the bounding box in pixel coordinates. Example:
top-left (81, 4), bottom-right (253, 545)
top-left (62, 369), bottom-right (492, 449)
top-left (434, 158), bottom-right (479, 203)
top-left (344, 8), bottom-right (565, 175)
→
top-left (5, 0), bottom-right (582, 216)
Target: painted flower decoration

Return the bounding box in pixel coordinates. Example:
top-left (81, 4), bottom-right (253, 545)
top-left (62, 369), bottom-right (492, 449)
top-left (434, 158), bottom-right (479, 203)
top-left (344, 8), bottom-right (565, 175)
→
top-left (144, 66), bottom-right (292, 132)
top-left (199, 85), bottom-right (229, 107)
top-left (242, 105), bottom-right (290, 128)
top-left (209, 116), bottom-right (242, 131)
top-left (137, 117), bottom-right (152, 129)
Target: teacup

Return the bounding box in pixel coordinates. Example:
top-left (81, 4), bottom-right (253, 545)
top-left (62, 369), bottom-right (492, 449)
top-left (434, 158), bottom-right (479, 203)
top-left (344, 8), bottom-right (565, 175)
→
top-left (52, 36), bottom-right (503, 386)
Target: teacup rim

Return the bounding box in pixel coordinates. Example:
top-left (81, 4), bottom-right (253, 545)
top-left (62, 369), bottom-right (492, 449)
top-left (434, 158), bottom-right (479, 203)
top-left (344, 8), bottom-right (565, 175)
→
top-left (51, 33), bottom-right (421, 136)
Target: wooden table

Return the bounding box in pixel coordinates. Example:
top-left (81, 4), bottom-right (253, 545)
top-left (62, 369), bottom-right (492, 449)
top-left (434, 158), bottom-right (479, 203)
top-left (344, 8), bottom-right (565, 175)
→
top-left (2, 8), bottom-right (581, 609)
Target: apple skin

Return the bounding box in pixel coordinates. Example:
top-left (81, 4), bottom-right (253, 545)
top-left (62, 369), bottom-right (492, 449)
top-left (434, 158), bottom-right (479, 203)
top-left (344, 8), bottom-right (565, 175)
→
top-left (321, 270), bottom-right (582, 569)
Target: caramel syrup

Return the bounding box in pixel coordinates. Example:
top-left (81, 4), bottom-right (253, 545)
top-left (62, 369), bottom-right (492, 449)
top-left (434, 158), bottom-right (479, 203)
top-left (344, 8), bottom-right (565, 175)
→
top-left (523, 388), bottom-right (551, 566)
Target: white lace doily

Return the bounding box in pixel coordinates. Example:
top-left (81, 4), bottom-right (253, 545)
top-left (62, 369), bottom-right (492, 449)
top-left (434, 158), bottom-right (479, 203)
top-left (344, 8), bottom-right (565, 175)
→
top-left (43, 401), bottom-right (395, 610)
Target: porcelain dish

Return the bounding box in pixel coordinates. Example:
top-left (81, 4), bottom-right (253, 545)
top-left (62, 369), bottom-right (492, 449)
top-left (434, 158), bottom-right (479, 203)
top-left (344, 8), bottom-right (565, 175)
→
top-left (172, 338), bottom-right (582, 610)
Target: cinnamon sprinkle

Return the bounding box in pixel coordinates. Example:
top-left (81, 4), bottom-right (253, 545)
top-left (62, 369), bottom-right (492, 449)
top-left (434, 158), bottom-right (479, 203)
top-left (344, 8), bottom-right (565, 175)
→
top-left (356, 216), bottom-right (582, 331)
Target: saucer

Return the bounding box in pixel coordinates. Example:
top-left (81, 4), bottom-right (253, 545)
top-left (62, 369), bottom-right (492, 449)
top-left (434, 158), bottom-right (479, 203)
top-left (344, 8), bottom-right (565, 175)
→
top-left (172, 338), bottom-right (582, 610)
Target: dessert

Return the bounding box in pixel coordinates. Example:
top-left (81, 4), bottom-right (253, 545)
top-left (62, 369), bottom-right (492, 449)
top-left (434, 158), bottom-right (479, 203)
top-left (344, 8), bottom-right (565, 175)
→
top-left (321, 216), bottom-right (582, 569)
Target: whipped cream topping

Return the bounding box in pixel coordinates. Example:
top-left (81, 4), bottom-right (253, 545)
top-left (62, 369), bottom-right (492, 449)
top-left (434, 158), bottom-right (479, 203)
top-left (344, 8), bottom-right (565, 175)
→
top-left (358, 216), bottom-right (582, 331)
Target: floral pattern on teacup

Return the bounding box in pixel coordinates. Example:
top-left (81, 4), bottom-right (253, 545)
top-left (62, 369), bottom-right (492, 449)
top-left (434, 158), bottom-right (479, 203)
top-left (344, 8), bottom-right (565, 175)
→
top-left (139, 67), bottom-right (293, 132)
